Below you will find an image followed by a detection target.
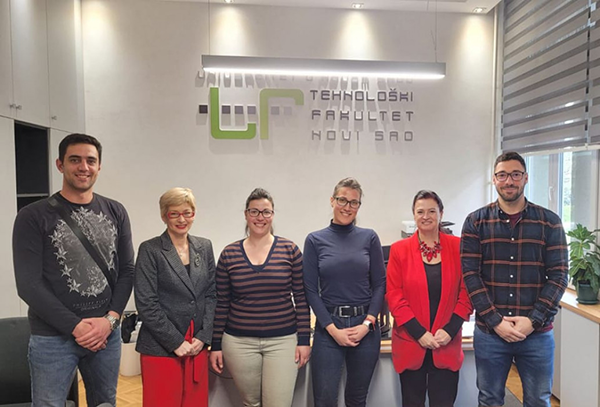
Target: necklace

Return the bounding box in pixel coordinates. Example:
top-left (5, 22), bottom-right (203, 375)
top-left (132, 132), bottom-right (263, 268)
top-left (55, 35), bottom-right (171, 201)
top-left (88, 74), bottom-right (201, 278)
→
top-left (175, 245), bottom-right (188, 258)
top-left (419, 238), bottom-right (442, 262)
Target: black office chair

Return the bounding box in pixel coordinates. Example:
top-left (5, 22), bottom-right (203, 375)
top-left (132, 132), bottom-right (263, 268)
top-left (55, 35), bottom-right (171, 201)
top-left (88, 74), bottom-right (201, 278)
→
top-left (0, 317), bottom-right (78, 407)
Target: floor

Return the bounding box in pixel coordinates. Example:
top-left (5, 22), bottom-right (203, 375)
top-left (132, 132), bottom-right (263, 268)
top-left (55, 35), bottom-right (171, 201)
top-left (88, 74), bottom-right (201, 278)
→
top-left (79, 374), bottom-right (141, 407)
top-left (506, 364), bottom-right (560, 407)
top-left (79, 365), bottom-right (560, 406)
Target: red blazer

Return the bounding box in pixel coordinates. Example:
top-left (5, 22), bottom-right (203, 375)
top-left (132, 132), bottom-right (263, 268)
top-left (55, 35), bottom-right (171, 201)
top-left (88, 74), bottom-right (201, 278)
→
top-left (385, 233), bottom-right (472, 373)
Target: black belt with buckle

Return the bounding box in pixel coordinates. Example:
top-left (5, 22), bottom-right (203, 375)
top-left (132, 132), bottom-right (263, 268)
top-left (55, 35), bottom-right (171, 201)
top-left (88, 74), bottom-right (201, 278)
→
top-left (327, 305), bottom-right (367, 317)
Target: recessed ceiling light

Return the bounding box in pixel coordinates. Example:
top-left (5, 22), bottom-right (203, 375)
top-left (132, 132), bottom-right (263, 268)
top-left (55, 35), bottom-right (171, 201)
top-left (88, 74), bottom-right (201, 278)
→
top-left (224, 0), bottom-right (233, 3)
top-left (473, 7), bottom-right (487, 13)
top-left (351, 3), bottom-right (364, 9)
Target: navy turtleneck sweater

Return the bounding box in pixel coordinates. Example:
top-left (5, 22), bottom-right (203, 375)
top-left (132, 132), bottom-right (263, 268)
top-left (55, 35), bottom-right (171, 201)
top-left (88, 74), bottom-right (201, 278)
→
top-left (303, 221), bottom-right (386, 328)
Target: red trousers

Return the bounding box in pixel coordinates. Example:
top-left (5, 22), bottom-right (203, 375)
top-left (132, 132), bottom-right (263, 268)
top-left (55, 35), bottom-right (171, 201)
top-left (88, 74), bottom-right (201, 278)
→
top-left (140, 324), bottom-right (208, 407)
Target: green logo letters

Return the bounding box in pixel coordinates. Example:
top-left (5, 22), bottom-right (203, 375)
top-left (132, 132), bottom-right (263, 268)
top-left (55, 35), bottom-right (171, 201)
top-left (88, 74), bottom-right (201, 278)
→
top-left (210, 88), bottom-right (256, 139)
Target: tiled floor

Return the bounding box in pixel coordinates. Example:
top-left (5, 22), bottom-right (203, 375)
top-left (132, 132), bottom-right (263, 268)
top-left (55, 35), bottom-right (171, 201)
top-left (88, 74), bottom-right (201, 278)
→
top-left (80, 365), bottom-right (560, 406)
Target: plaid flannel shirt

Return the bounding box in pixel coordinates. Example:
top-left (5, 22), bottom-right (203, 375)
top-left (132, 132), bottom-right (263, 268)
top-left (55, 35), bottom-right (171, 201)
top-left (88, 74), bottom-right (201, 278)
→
top-left (460, 200), bottom-right (568, 333)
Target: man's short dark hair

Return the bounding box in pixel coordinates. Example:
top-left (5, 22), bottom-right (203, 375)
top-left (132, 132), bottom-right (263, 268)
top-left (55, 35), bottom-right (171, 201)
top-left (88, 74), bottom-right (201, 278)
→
top-left (58, 133), bottom-right (102, 163)
top-left (494, 151), bottom-right (526, 172)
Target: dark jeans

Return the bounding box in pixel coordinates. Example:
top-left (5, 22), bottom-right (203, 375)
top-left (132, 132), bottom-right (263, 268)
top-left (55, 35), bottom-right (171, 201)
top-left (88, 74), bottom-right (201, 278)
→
top-left (311, 314), bottom-right (381, 407)
top-left (399, 350), bottom-right (459, 407)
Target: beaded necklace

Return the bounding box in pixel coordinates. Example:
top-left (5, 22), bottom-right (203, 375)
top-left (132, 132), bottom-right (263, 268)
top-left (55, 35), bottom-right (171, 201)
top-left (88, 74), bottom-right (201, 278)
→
top-left (419, 237), bottom-right (442, 262)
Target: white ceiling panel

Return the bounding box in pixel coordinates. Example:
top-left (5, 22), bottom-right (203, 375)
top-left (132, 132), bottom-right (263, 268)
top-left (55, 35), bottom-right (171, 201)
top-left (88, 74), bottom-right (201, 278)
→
top-left (158, 0), bottom-right (502, 14)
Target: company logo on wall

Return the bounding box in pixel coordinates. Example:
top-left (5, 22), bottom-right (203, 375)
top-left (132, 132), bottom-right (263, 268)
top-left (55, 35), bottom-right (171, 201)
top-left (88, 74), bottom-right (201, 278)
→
top-left (199, 88), bottom-right (304, 140)
top-left (199, 83), bottom-right (415, 142)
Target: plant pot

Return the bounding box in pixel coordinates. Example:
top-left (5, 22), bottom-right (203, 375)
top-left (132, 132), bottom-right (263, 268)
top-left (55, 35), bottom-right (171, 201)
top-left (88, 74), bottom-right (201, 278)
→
top-left (576, 281), bottom-right (599, 305)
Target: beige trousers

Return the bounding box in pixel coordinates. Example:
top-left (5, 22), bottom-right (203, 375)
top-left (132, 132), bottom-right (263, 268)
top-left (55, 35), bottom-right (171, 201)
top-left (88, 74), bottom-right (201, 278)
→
top-left (222, 333), bottom-right (299, 407)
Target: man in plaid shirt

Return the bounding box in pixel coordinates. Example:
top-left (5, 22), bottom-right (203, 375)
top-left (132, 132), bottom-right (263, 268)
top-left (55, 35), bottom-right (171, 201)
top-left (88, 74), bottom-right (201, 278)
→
top-left (461, 151), bottom-right (568, 407)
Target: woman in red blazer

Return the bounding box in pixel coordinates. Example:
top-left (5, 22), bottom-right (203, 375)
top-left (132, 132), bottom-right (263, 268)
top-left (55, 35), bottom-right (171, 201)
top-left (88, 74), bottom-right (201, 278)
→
top-left (386, 190), bottom-right (472, 407)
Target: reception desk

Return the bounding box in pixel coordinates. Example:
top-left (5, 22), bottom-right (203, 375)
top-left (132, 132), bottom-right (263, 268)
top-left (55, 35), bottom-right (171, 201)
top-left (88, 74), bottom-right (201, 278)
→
top-left (208, 339), bottom-right (478, 406)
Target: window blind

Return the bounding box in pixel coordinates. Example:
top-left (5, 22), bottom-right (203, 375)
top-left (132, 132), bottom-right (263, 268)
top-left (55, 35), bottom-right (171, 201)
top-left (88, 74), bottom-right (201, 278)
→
top-left (501, 0), bottom-right (599, 153)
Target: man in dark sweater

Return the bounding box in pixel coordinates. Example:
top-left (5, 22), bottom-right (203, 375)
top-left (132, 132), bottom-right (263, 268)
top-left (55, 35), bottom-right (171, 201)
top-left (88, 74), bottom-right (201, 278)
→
top-left (12, 133), bottom-right (135, 407)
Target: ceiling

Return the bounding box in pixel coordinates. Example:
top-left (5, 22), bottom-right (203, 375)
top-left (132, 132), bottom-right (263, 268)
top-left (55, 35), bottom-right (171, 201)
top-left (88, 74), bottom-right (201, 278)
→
top-left (161, 0), bottom-right (502, 14)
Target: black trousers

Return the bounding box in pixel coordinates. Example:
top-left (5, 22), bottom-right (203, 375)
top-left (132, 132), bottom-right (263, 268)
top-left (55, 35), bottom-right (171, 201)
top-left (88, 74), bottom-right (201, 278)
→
top-left (399, 350), bottom-right (459, 407)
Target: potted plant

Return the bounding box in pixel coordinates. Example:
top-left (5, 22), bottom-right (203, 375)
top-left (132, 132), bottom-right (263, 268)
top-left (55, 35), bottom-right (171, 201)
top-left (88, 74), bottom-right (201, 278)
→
top-left (567, 224), bottom-right (600, 304)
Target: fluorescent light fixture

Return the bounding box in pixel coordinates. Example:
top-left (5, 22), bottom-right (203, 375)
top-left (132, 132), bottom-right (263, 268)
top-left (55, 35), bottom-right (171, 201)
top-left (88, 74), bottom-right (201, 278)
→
top-left (351, 3), bottom-right (364, 9)
top-left (224, 0), bottom-right (233, 3)
top-left (472, 7), bottom-right (487, 13)
top-left (202, 55), bottom-right (446, 79)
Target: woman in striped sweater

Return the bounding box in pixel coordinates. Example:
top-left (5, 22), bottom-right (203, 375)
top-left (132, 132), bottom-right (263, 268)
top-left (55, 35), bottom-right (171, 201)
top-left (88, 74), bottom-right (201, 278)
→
top-left (209, 188), bottom-right (311, 407)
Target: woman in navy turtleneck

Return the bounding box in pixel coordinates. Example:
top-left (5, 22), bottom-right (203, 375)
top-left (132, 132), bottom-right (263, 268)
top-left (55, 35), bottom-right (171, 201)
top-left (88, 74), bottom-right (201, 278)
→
top-left (303, 177), bottom-right (386, 407)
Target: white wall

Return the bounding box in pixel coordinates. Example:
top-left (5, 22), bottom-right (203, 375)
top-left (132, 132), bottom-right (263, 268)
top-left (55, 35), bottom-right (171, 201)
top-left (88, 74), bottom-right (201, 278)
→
top-left (0, 0), bottom-right (496, 317)
top-left (81, 0), bottom-right (495, 260)
top-left (0, 116), bottom-right (19, 316)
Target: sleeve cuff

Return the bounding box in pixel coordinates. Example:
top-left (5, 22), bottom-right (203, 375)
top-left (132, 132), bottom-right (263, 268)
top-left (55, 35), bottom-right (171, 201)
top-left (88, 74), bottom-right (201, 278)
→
top-left (297, 335), bottom-right (310, 346)
top-left (528, 309), bottom-right (546, 330)
top-left (442, 313), bottom-right (465, 339)
top-left (195, 331), bottom-right (212, 345)
top-left (403, 317), bottom-right (427, 340)
top-left (483, 311), bottom-right (503, 329)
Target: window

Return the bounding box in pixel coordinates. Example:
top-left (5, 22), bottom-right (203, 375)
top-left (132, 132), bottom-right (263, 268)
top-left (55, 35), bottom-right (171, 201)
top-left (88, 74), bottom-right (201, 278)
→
top-left (525, 150), bottom-right (598, 231)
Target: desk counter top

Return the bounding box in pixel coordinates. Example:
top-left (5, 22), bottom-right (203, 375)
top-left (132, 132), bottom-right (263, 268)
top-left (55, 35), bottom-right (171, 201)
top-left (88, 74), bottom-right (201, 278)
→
top-left (560, 288), bottom-right (600, 324)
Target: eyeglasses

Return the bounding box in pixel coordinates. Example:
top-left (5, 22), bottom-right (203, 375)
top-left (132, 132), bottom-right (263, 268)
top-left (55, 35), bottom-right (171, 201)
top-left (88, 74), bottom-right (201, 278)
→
top-left (246, 208), bottom-right (274, 218)
top-left (333, 196), bottom-right (361, 209)
top-left (494, 171), bottom-right (526, 182)
top-left (167, 211), bottom-right (195, 219)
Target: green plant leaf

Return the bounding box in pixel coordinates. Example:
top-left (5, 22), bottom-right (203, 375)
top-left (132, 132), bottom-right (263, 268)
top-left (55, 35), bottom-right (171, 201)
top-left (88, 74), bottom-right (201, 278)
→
top-left (569, 224), bottom-right (600, 290)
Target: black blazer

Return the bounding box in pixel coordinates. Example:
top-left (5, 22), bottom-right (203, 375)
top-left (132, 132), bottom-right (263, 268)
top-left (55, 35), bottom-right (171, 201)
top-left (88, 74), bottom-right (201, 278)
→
top-left (134, 231), bottom-right (216, 356)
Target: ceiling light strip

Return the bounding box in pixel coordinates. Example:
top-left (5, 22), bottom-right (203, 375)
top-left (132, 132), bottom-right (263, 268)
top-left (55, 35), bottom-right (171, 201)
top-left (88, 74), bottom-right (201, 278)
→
top-left (202, 55), bottom-right (446, 79)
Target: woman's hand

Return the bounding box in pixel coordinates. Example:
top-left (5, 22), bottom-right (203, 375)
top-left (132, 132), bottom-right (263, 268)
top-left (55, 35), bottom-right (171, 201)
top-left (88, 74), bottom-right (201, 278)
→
top-left (295, 345), bottom-right (311, 368)
top-left (346, 324), bottom-right (369, 343)
top-left (433, 329), bottom-right (451, 346)
top-left (190, 338), bottom-right (205, 356)
top-left (326, 324), bottom-right (359, 347)
top-left (417, 331), bottom-right (441, 350)
top-left (174, 341), bottom-right (194, 357)
top-left (209, 350), bottom-right (224, 374)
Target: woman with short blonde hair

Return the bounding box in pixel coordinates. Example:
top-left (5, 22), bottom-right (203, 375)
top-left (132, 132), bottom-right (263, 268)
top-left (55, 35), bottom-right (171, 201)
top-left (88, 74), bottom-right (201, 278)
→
top-left (135, 187), bottom-right (216, 407)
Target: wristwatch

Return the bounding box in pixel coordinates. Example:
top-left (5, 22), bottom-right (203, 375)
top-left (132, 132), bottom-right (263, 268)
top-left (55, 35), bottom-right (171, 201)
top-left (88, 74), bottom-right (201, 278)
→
top-left (104, 314), bottom-right (120, 331)
top-left (362, 320), bottom-right (374, 331)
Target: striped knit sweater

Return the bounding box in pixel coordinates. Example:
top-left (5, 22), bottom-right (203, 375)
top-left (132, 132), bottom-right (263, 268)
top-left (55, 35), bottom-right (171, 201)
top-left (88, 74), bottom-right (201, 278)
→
top-left (211, 236), bottom-right (311, 351)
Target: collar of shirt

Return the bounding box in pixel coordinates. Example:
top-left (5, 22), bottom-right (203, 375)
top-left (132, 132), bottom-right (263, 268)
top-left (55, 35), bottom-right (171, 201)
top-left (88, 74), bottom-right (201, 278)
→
top-left (492, 199), bottom-right (529, 222)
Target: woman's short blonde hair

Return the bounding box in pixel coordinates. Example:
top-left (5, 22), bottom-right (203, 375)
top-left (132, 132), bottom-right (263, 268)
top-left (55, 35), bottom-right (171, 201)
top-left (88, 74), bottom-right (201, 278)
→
top-left (159, 187), bottom-right (196, 217)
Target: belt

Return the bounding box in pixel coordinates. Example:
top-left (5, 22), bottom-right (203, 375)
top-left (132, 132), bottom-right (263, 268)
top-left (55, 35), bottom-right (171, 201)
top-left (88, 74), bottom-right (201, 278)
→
top-left (327, 305), bottom-right (367, 317)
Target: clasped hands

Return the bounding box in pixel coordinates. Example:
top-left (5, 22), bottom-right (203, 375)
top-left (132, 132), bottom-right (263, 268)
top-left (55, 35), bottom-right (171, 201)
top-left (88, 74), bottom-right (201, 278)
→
top-left (493, 316), bottom-right (534, 343)
top-left (72, 316), bottom-right (114, 352)
top-left (327, 323), bottom-right (370, 347)
top-left (174, 338), bottom-right (205, 357)
top-left (417, 329), bottom-right (451, 350)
